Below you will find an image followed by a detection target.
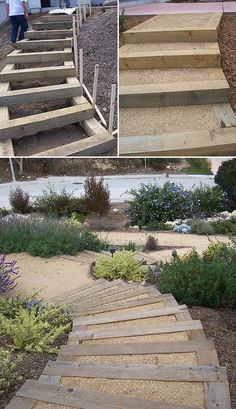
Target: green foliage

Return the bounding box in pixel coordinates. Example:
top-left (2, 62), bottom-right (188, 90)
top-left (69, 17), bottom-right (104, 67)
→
top-left (144, 235), bottom-right (158, 251)
top-left (189, 220), bottom-right (215, 235)
top-left (70, 212), bottom-right (86, 224)
top-left (159, 242), bottom-right (236, 308)
top-left (120, 241), bottom-right (137, 252)
top-left (128, 182), bottom-right (227, 227)
top-left (183, 158), bottom-right (213, 175)
top-left (215, 159), bottom-right (236, 209)
top-left (0, 207), bottom-right (8, 217)
top-left (0, 348), bottom-right (22, 395)
top-left (0, 218), bottom-right (108, 258)
top-left (189, 218), bottom-right (236, 236)
top-left (0, 303), bottom-right (71, 353)
top-left (84, 177), bottom-right (111, 217)
top-left (94, 251), bottom-right (149, 282)
top-left (9, 187), bottom-right (31, 214)
top-left (33, 186), bottom-right (86, 217)
top-left (0, 293), bottom-right (38, 319)
top-left (119, 9), bottom-right (126, 32)
top-left (145, 221), bottom-right (172, 231)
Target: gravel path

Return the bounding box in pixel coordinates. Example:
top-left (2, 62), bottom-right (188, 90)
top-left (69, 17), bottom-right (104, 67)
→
top-left (78, 10), bottom-right (118, 129)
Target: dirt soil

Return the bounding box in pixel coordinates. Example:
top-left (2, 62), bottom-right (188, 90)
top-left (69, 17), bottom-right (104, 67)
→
top-left (190, 306), bottom-right (236, 409)
top-left (0, 11), bottom-right (117, 155)
top-left (119, 15), bottom-right (152, 47)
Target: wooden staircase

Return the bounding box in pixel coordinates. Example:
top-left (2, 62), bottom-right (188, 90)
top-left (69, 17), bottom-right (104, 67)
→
top-left (0, 13), bottom-right (115, 157)
top-left (119, 12), bottom-right (236, 156)
top-left (6, 278), bottom-right (232, 409)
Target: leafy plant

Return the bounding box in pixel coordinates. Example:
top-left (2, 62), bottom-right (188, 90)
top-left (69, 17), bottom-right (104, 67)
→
top-left (94, 251), bottom-right (149, 282)
top-left (119, 9), bottom-right (126, 32)
top-left (183, 158), bottom-right (212, 175)
top-left (145, 221), bottom-right (172, 231)
top-left (84, 177), bottom-right (111, 217)
top-left (143, 235), bottom-right (158, 251)
top-left (188, 220), bottom-right (215, 235)
top-left (0, 208), bottom-right (8, 217)
top-left (0, 348), bottom-right (22, 395)
top-left (70, 212), bottom-right (86, 224)
top-left (9, 187), bottom-right (31, 214)
top-left (0, 293), bottom-right (38, 319)
top-left (0, 255), bottom-right (20, 294)
top-left (120, 241), bottom-right (137, 252)
top-left (215, 158), bottom-right (236, 209)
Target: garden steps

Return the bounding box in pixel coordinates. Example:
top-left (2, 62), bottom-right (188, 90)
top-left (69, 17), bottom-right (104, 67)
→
top-left (5, 279), bottom-right (232, 409)
top-left (0, 13), bottom-right (114, 157)
top-left (119, 12), bottom-right (236, 155)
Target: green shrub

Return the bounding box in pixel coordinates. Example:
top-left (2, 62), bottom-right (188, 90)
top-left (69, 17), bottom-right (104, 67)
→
top-left (0, 293), bottom-right (38, 319)
top-left (9, 187), bottom-right (31, 214)
top-left (183, 158), bottom-right (212, 175)
top-left (70, 212), bottom-right (86, 224)
top-left (145, 221), bottom-right (172, 231)
top-left (94, 251), bottom-right (149, 282)
top-left (0, 218), bottom-right (108, 258)
top-left (84, 177), bottom-right (111, 217)
top-left (0, 303), bottom-right (71, 353)
top-left (210, 219), bottom-right (236, 235)
top-left (159, 243), bottom-right (236, 308)
top-left (191, 185), bottom-right (226, 218)
top-left (0, 208), bottom-right (8, 217)
top-left (33, 186), bottom-right (86, 217)
top-left (144, 235), bottom-right (158, 251)
top-left (0, 348), bottom-right (22, 395)
top-left (119, 9), bottom-right (126, 32)
top-left (189, 220), bottom-right (215, 235)
top-left (120, 241), bottom-right (137, 252)
top-left (215, 158), bottom-right (236, 209)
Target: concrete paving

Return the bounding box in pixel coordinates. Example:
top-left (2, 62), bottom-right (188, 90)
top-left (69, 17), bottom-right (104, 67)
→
top-left (0, 173), bottom-right (215, 209)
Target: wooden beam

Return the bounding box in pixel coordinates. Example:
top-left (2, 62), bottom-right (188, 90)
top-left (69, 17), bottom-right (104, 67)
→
top-left (33, 21), bottom-right (73, 30)
top-left (0, 65), bottom-right (75, 82)
top-left (0, 63), bottom-right (15, 156)
top-left (14, 38), bottom-right (72, 50)
top-left (0, 83), bottom-right (82, 106)
top-left (6, 50), bottom-right (73, 64)
top-left (0, 104), bottom-right (94, 140)
top-left (120, 80), bottom-right (229, 108)
top-left (25, 30), bottom-right (73, 40)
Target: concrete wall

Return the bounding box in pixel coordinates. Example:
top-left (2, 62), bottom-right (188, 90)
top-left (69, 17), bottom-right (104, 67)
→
top-left (0, 1), bottom-right (7, 25)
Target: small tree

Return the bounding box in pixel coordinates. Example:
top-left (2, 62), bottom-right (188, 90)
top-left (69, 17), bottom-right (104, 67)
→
top-left (84, 177), bottom-right (111, 217)
top-left (9, 187), bottom-right (31, 214)
top-left (215, 159), bottom-right (236, 209)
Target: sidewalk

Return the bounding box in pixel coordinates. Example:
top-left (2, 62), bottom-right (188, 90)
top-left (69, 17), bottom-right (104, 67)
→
top-left (122, 1), bottom-right (236, 15)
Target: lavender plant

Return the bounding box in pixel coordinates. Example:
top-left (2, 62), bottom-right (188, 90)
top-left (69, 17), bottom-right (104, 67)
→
top-left (0, 255), bottom-right (20, 294)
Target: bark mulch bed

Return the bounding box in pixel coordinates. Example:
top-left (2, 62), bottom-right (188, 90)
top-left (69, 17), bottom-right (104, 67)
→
top-left (190, 306), bottom-right (236, 409)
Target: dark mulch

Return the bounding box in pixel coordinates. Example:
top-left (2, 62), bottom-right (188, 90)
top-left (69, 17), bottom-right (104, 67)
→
top-left (190, 306), bottom-right (236, 409)
top-left (0, 333), bottom-right (68, 409)
top-left (218, 15), bottom-right (236, 114)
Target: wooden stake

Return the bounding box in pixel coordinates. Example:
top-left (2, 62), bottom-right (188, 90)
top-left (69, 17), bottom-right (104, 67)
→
top-left (89, 0), bottom-right (92, 15)
top-left (76, 8), bottom-right (80, 36)
top-left (83, 3), bottom-right (86, 21)
top-left (83, 83), bottom-right (107, 127)
top-left (109, 83), bottom-right (116, 133)
top-left (79, 48), bottom-right (83, 86)
top-left (73, 16), bottom-right (79, 78)
top-left (92, 63), bottom-right (99, 108)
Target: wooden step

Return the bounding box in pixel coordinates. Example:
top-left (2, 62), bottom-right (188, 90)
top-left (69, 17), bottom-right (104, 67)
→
top-left (14, 38), bottom-right (72, 50)
top-left (50, 279), bottom-right (106, 304)
top-left (33, 21), bottom-right (73, 30)
top-left (123, 13), bottom-right (222, 44)
top-left (0, 83), bottom-right (82, 106)
top-left (6, 50), bottom-right (73, 64)
top-left (0, 103), bottom-right (94, 141)
top-left (120, 47), bottom-right (221, 70)
top-left (0, 65), bottom-right (75, 82)
top-left (120, 80), bottom-right (229, 108)
top-left (119, 127), bottom-right (236, 156)
top-left (25, 29), bottom-right (73, 40)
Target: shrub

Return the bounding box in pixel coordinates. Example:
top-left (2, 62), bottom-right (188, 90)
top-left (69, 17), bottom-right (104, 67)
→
top-left (0, 348), bottom-right (22, 395)
top-left (210, 219), bottom-right (236, 235)
top-left (0, 218), bottom-right (108, 258)
top-left (189, 220), bottom-right (215, 235)
top-left (9, 187), bottom-right (31, 214)
top-left (84, 177), bottom-right (111, 217)
top-left (33, 186), bottom-right (86, 217)
top-left (0, 303), bottom-right (71, 353)
top-left (144, 235), bottom-right (158, 251)
top-left (191, 185), bottom-right (227, 218)
top-left (215, 158), bottom-right (236, 209)
top-left (70, 212), bottom-right (86, 224)
top-left (0, 208), bottom-right (8, 217)
top-left (0, 293), bottom-right (38, 319)
top-left (120, 241), bottom-right (137, 252)
top-left (145, 221), bottom-right (172, 231)
top-left (183, 158), bottom-right (212, 175)
top-left (159, 243), bottom-right (236, 308)
top-left (119, 9), bottom-right (126, 32)
top-left (94, 251), bottom-right (149, 282)
top-left (0, 255), bottom-right (20, 294)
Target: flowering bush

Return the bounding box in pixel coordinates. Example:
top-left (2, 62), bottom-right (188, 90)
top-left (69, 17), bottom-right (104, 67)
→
top-left (0, 255), bottom-right (20, 294)
top-left (128, 182), bottom-right (227, 227)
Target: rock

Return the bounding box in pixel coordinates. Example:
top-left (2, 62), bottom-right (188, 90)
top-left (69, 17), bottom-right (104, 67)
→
top-left (130, 225), bottom-right (139, 231)
top-left (173, 219), bottom-right (182, 225)
top-left (173, 223), bottom-right (191, 234)
top-left (165, 221), bottom-right (175, 227)
top-left (219, 211), bottom-right (231, 219)
top-left (112, 208), bottom-right (119, 213)
top-left (231, 210), bottom-right (236, 219)
top-left (83, 221), bottom-right (89, 227)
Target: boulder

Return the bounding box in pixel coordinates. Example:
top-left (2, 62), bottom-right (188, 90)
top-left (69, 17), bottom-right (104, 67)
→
top-left (112, 208), bottom-right (119, 214)
top-left (130, 225), bottom-right (139, 231)
top-left (173, 223), bottom-right (191, 234)
top-left (231, 210), bottom-right (236, 219)
top-left (219, 211), bottom-right (231, 219)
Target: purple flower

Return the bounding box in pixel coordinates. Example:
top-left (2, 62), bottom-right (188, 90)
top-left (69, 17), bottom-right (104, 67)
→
top-left (0, 254), bottom-right (20, 294)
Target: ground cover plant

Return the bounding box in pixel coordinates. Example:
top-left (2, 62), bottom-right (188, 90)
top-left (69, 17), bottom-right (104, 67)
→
top-left (0, 348), bottom-right (22, 396)
top-left (94, 251), bottom-right (149, 282)
top-left (128, 182), bottom-right (227, 227)
top-left (189, 218), bottom-right (236, 235)
top-left (0, 218), bottom-right (108, 258)
top-left (158, 240), bottom-right (236, 308)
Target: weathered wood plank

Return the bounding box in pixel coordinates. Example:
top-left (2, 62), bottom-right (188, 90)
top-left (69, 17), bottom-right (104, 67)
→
top-left (49, 279), bottom-right (105, 303)
top-left (214, 103), bottom-right (236, 127)
top-left (0, 83), bottom-right (82, 106)
top-left (205, 381), bottom-right (232, 409)
top-left (72, 319), bottom-right (203, 339)
top-left (14, 38), bottom-right (72, 50)
top-left (25, 29), bottom-right (73, 40)
top-left (16, 379), bottom-right (201, 409)
top-left (33, 21), bottom-right (73, 30)
top-left (0, 65), bottom-right (75, 82)
top-left (6, 50), bottom-right (73, 64)
top-left (73, 305), bottom-right (188, 326)
top-left (0, 104), bottom-right (94, 140)
top-left (5, 397), bottom-right (36, 409)
top-left (0, 63), bottom-right (15, 156)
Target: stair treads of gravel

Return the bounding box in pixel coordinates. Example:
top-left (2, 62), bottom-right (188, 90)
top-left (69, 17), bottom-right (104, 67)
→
top-left (34, 404), bottom-right (70, 409)
top-left (119, 68), bottom-right (226, 86)
top-left (84, 332), bottom-right (189, 344)
top-left (60, 377), bottom-right (204, 407)
top-left (78, 301), bottom-right (165, 317)
top-left (87, 315), bottom-right (176, 330)
top-left (121, 42), bottom-right (219, 53)
top-left (120, 105), bottom-right (219, 137)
